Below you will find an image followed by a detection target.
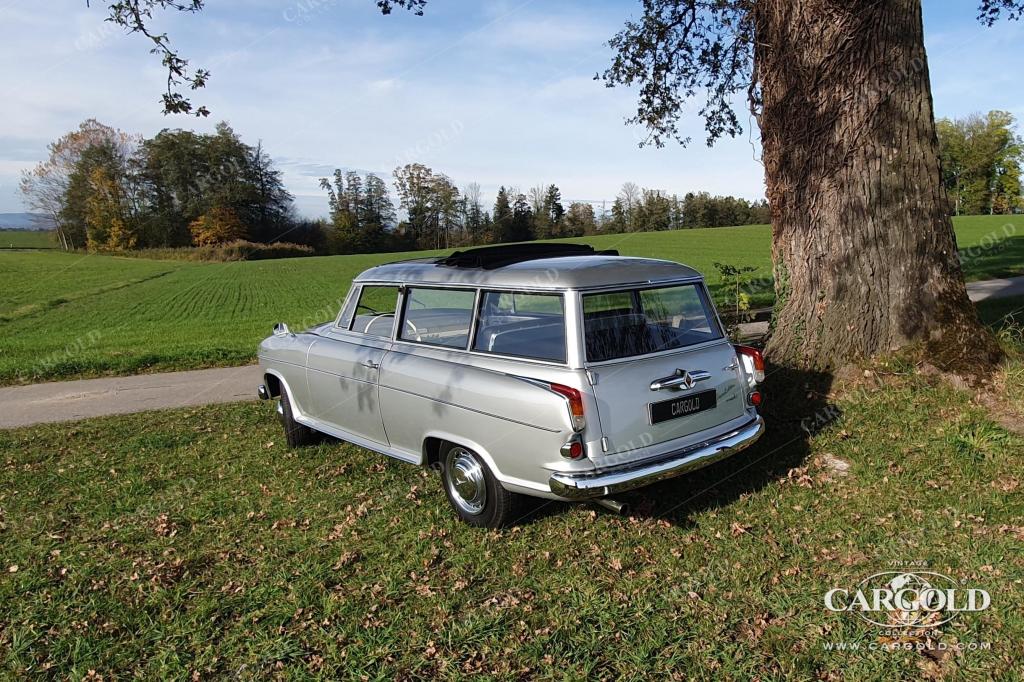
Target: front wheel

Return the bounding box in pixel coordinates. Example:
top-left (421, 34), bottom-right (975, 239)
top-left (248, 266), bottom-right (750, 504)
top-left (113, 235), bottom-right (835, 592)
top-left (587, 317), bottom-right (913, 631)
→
top-left (440, 444), bottom-right (522, 528)
top-left (278, 390), bottom-right (319, 448)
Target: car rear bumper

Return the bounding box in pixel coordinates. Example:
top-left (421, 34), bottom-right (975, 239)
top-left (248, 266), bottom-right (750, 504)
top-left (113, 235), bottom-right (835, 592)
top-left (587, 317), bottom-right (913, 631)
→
top-left (548, 415), bottom-right (765, 500)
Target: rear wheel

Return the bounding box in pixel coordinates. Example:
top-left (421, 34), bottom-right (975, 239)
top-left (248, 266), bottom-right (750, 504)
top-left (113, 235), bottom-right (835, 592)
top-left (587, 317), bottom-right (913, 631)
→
top-left (278, 390), bottom-right (318, 448)
top-left (440, 444), bottom-right (522, 528)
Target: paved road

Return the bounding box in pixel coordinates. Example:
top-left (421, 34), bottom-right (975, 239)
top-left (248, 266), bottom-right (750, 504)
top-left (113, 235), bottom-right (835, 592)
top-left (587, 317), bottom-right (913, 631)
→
top-left (0, 365), bottom-right (262, 429)
top-left (2, 275), bottom-right (1022, 429)
top-left (966, 275), bottom-right (1024, 302)
top-left (723, 276), bottom-right (1024, 341)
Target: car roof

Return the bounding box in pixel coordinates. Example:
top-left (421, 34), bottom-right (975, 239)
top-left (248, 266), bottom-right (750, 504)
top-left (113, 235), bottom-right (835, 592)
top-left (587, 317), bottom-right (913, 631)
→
top-left (353, 254), bottom-right (703, 290)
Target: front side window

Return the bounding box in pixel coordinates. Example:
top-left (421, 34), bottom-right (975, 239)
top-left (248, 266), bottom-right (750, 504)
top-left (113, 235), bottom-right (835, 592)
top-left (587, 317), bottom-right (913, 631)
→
top-left (401, 287), bottom-right (476, 348)
top-left (473, 291), bottom-right (566, 362)
top-left (583, 283), bottom-right (722, 362)
top-left (351, 285), bottom-right (400, 337)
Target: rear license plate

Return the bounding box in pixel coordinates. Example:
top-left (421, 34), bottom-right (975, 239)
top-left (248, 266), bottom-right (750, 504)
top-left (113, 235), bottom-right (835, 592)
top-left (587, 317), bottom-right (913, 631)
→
top-left (649, 389), bottom-right (717, 424)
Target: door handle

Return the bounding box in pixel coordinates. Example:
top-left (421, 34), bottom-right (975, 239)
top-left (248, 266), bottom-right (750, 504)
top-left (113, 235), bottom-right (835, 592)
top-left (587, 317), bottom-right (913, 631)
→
top-left (650, 369), bottom-right (711, 391)
top-left (361, 360), bottom-right (380, 370)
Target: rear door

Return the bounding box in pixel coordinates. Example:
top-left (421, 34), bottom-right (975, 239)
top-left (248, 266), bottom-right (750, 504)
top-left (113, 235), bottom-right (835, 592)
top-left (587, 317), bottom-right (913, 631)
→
top-left (581, 283), bottom-right (747, 456)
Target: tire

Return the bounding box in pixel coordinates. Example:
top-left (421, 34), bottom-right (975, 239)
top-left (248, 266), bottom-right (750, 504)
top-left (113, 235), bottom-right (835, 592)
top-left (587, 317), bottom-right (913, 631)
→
top-left (439, 443), bottom-right (522, 528)
top-left (278, 390), bottom-right (319, 448)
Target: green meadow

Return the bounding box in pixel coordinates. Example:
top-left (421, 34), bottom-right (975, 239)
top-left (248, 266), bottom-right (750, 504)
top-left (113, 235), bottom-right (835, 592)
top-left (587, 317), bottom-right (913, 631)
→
top-left (1, 362), bottom-right (1022, 678)
top-left (0, 229), bottom-right (55, 249)
top-left (1, 216), bottom-right (1021, 384)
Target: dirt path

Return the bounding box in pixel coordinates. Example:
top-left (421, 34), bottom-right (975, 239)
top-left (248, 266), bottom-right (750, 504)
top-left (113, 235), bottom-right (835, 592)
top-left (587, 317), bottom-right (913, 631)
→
top-left (2, 276), bottom-right (1022, 430)
top-left (0, 365), bottom-right (262, 429)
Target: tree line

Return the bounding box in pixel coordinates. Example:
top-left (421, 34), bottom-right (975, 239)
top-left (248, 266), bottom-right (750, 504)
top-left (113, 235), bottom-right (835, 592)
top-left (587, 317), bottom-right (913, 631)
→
top-left (20, 119), bottom-right (296, 251)
top-left (320, 163), bottom-right (772, 254)
top-left (937, 110), bottom-right (1023, 215)
top-left (20, 119), bottom-right (774, 255)
top-left (27, 114), bottom-right (1022, 258)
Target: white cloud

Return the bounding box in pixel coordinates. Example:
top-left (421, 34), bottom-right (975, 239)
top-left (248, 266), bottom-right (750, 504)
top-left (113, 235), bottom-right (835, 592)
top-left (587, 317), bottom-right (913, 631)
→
top-left (0, 1), bottom-right (1020, 218)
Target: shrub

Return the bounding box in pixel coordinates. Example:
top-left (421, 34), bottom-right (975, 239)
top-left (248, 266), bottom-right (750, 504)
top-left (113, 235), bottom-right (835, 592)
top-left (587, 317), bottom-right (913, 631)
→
top-left (115, 240), bottom-right (315, 262)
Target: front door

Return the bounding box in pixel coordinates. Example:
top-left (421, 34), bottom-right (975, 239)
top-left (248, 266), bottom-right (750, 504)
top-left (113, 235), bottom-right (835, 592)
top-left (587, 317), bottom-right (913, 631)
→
top-left (304, 284), bottom-right (400, 445)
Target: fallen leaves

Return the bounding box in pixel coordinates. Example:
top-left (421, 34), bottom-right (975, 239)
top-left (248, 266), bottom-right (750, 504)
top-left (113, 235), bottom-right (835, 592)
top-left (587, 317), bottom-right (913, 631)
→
top-left (331, 551), bottom-right (360, 571)
top-left (152, 514), bottom-right (177, 538)
top-left (730, 522), bottom-right (751, 537)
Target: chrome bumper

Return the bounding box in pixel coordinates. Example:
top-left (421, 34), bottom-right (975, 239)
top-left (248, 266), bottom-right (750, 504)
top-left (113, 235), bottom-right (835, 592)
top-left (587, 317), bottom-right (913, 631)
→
top-left (549, 416), bottom-right (765, 500)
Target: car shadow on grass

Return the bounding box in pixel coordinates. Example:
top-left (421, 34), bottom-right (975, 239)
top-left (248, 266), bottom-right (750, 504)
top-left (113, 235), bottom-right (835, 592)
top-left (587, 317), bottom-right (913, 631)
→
top-left (517, 366), bottom-right (838, 529)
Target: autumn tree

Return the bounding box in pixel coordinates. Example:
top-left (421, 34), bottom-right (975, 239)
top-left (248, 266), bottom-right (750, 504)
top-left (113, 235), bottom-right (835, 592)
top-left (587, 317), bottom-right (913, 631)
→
top-left (564, 201), bottom-right (597, 236)
top-left (937, 111), bottom-right (1023, 215)
top-left (528, 185), bottom-right (552, 239)
top-left (392, 163), bottom-right (461, 249)
top-left (189, 205), bottom-right (246, 245)
top-left (19, 119), bottom-right (137, 250)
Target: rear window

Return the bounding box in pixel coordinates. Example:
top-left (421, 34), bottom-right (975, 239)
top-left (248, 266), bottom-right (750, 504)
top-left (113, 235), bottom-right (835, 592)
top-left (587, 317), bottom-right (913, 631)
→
top-left (583, 284), bottom-right (722, 362)
top-left (473, 291), bottom-right (566, 362)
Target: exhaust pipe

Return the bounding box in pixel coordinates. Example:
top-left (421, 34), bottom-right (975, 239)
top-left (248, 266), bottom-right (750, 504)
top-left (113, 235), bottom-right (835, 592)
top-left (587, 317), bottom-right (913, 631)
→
top-left (593, 498), bottom-right (630, 516)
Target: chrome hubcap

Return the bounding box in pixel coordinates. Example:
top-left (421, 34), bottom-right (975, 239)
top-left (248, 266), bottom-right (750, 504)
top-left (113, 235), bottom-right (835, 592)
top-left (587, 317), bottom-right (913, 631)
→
top-left (446, 447), bottom-right (486, 515)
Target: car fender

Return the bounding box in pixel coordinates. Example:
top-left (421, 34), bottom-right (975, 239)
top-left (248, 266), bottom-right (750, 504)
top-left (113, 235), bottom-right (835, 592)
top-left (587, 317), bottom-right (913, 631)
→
top-left (420, 428), bottom-right (552, 495)
top-left (263, 368), bottom-right (307, 421)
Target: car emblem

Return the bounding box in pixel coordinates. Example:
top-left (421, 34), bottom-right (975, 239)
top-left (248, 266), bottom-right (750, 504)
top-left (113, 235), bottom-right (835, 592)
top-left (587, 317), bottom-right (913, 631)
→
top-left (675, 369), bottom-right (695, 389)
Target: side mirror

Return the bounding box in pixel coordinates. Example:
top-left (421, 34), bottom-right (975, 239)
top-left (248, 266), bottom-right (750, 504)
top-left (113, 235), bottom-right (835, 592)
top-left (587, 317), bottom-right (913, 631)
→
top-left (273, 322), bottom-right (292, 336)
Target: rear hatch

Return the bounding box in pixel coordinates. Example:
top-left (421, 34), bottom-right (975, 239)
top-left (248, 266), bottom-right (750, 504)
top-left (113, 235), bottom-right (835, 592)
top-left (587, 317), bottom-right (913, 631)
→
top-left (581, 283), bottom-right (747, 457)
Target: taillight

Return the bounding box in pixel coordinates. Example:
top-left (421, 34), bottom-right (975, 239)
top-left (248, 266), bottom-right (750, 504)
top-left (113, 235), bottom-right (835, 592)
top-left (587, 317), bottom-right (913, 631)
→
top-left (734, 345), bottom-right (765, 385)
top-left (550, 383), bottom-right (586, 431)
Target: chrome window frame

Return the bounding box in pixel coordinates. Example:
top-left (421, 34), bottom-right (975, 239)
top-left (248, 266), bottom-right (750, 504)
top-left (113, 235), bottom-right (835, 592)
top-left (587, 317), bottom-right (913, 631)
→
top-left (471, 289), bottom-right (569, 364)
top-left (333, 284), bottom-right (360, 330)
top-left (344, 283), bottom-right (403, 338)
top-left (353, 279), bottom-right (578, 368)
top-left (576, 278), bottom-right (726, 367)
top-left (397, 285), bottom-right (480, 351)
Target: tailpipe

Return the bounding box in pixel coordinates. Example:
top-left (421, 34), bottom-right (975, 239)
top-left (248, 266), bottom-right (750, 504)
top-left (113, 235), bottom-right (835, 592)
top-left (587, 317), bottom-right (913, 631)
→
top-left (593, 498), bottom-right (631, 516)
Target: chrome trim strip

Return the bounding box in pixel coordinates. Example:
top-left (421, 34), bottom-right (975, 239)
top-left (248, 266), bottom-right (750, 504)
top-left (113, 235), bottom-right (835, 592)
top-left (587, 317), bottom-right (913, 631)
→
top-left (548, 416), bottom-right (765, 499)
top-left (649, 369), bottom-right (712, 391)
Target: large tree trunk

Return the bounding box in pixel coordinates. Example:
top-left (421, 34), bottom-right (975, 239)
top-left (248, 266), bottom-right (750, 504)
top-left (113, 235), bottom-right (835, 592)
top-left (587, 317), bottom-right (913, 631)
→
top-left (754, 0), bottom-right (1000, 372)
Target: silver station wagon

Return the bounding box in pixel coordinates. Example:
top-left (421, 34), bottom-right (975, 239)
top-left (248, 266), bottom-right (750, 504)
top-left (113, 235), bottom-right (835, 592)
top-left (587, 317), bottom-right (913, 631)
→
top-left (258, 243), bottom-right (765, 527)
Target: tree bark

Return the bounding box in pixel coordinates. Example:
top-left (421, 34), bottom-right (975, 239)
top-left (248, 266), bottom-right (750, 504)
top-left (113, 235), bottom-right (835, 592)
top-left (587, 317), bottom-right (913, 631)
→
top-left (754, 0), bottom-right (1000, 372)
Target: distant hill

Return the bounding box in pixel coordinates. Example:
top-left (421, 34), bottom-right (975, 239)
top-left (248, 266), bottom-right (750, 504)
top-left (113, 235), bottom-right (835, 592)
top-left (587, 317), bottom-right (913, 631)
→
top-left (0, 213), bottom-right (55, 230)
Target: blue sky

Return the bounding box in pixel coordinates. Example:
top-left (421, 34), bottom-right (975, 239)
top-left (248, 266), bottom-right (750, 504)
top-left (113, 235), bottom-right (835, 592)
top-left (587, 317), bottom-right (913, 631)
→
top-left (1, 1), bottom-right (1022, 217)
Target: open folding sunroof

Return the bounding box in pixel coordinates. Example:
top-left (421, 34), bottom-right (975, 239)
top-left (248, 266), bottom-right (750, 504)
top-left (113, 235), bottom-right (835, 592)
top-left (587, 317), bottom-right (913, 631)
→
top-left (436, 243), bottom-right (619, 269)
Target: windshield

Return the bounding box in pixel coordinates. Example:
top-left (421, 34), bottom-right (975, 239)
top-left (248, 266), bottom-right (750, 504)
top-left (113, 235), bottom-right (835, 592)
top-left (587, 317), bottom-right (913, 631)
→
top-left (582, 283), bottom-right (723, 362)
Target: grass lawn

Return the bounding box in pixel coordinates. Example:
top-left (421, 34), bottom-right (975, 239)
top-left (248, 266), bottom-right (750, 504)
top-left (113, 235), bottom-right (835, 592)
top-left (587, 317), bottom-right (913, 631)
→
top-left (1, 365), bottom-right (1022, 678)
top-left (0, 229), bottom-right (55, 249)
top-left (1, 215), bottom-right (1021, 385)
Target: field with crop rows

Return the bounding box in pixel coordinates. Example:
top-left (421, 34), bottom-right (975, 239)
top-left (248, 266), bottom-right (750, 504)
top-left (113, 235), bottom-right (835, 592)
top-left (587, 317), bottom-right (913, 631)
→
top-left (0, 216), bottom-right (1020, 384)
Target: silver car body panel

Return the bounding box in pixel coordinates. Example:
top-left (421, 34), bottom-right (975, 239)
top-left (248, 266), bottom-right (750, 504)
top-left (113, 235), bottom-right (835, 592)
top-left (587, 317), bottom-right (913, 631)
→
top-left (258, 254), bottom-right (763, 501)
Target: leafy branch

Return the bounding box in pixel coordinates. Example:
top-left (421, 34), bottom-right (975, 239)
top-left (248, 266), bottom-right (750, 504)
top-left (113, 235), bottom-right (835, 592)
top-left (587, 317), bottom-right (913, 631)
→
top-left (90, 0), bottom-right (429, 117)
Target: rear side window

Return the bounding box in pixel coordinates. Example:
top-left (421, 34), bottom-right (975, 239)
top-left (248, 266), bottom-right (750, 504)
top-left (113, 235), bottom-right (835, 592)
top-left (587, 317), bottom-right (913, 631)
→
top-left (473, 291), bottom-right (566, 362)
top-left (583, 283), bottom-right (722, 362)
top-left (401, 287), bottom-right (476, 348)
top-left (351, 285), bottom-right (400, 337)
